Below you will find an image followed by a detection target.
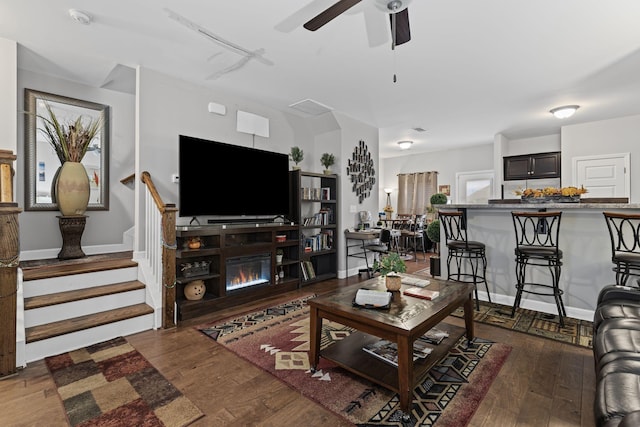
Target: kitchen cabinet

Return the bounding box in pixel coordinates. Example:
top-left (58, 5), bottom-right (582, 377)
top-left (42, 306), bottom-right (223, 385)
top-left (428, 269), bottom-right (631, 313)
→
top-left (504, 152), bottom-right (561, 180)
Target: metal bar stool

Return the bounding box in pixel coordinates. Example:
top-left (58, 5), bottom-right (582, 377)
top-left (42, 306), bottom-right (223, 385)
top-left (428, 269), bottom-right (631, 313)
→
top-left (439, 209), bottom-right (491, 310)
top-left (603, 212), bottom-right (640, 286)
top-left (511, 211), bottom-right (566, 327)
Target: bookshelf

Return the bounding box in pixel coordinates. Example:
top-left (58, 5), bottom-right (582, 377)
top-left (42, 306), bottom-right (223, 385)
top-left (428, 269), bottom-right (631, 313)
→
top-left (290, 170), bottom-right (338, 286)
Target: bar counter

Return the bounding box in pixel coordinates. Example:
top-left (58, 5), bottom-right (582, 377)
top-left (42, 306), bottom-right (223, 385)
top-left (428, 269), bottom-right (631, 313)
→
top-left (439, 201), bottom-right (640, 320)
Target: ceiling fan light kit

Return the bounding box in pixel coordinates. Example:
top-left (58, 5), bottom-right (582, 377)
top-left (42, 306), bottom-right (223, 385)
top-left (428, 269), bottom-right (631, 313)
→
top-left (550, 105), bottom-right (579, 119)
top-left (374, 0), bottom-right (411, 13)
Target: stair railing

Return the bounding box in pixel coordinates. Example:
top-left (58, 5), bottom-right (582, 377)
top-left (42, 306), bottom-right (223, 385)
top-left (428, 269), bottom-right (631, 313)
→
top-left (140, 171), bottom-right (177, 328)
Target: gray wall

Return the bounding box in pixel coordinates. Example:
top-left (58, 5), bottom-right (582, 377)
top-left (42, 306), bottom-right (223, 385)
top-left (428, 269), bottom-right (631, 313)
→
top-left (561, 114), bottom-right (640, 202)
top-left (135, 67), bottom-right (380, 277)
top-left (16, 69), bottom-right (135, 253)
top-left (380, 143), bottom-right (494, 211)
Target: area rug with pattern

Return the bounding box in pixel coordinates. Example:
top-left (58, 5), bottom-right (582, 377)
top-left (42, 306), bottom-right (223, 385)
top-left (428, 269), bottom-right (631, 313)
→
top-left (44, 336), bottom-right (204, 427)
top-left (450, 300), bottom-right (593, 348)
top-left (197, 296), bottom-right (511, 426)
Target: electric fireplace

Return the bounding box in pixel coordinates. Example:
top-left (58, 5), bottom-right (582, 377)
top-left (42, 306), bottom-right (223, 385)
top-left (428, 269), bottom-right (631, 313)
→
top-left (226, 253), bottom-right (271, 292)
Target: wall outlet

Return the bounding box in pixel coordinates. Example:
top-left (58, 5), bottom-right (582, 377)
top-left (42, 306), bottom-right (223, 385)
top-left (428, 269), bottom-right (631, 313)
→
top-left (171, 174), bottom-right (179, 183)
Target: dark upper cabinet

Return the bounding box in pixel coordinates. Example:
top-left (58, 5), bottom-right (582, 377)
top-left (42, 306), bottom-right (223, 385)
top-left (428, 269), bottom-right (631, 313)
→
top-left (503, 152), bottom-right (561, 180)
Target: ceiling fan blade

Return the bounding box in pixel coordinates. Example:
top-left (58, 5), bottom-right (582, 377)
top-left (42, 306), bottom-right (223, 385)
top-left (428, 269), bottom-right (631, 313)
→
top-left (364, 6), bottom-right (388, 47)
top-left (390, 8), bottom-right (411, 46)
top-left (303, 0), bottom-right (363, 31)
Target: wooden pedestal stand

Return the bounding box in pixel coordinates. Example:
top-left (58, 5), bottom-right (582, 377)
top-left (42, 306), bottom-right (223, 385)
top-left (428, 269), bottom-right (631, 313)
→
top-left (0, 206), bottom-right (20, 377)
top-left (57, 215), bottom-right (87, 260)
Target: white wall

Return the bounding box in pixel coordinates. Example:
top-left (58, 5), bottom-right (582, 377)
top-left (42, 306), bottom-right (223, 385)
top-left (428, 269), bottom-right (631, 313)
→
top-left (17, 69), bottom-right (135, 253)
top-left (136, 68), bottom-right (379, 277)
top-left (136, 67), bottom-right (314, 226)
top-left (381, 143), bottom-right (494, 211)
top-left (504, 134), bottom-right (560, 157)
top-left (0, 38), bottom-right (17, 154)
top-left (561, 114), bottom-right (640, 202)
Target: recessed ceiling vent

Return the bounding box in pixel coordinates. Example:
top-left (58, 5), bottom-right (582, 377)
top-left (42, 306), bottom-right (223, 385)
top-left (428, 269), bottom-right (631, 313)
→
top-left (412, 127), bottom-right (427, 132)
top-left (289, 99), bottom-right (333, 116)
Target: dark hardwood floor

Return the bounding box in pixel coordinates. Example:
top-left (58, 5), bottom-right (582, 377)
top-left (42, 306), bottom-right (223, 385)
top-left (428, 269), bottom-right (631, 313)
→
top-left (0, 255), bottom-right (596, 426)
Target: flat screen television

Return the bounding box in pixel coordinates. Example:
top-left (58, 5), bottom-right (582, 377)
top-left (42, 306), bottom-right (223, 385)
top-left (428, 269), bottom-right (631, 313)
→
top-left (178, 135), bottom-right (290, 219)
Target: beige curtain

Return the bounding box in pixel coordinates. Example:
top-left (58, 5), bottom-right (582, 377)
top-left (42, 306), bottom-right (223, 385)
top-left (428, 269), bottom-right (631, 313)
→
top-left (397, 172), bottom-right (438, 215)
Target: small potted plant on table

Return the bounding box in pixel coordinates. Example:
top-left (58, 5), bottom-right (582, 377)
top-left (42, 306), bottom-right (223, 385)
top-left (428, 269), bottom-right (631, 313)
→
top-left (373, 252), bottom-right (407, 291)
top-left (276, 248), bottom-right (284, 264)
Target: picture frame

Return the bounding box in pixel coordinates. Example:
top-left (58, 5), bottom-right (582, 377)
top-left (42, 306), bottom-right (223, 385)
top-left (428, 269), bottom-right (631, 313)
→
top-left (438, 184), bottom-right (451, 196)
top-left (24, 89), bottom-right (110, 211)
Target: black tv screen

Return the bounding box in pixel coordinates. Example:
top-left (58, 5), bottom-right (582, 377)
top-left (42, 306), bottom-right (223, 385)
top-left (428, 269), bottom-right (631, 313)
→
top-left (178, 135), bottom-right (290, 218)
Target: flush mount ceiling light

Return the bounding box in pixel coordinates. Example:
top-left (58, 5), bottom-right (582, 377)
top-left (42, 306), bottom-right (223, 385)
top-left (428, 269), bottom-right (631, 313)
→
top-left (550, 105), bottom-right (579, 119)
top-left (397, 140), bottom-right (413, 150)
top-left (68, 9), bottom-right (92, 25)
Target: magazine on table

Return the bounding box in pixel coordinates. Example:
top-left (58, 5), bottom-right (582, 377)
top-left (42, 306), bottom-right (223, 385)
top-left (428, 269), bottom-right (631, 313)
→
top-left (412, 339), bottom-right (434, 357)
top-left (418, 327), bottom-right (450, 345)
top-left (362, 339), bottom-right (433, 367)
top-left (398, 273), bottom-right (431, 288)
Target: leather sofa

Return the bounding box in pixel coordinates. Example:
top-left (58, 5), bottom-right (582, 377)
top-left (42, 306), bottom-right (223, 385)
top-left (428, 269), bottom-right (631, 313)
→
top-left (593, 284), bottom-right (640, 426)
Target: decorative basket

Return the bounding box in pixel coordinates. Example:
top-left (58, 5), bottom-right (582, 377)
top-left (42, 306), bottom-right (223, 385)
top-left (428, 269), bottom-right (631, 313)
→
top-left (180, 260), bottom-right (211, 278)
top-left (385, 275), bottom-right (402, 291)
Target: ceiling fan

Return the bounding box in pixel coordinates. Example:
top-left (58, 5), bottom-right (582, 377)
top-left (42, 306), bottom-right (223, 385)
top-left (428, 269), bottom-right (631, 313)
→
top-left (303, 0), bottom-right (412, 48)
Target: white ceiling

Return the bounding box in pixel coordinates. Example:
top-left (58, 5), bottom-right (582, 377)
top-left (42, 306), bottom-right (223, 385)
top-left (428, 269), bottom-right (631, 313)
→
top-left (3, 0), bottom-right (640, 158)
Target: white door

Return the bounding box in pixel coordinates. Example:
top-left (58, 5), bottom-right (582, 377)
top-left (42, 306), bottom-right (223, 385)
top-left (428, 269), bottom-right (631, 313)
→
top-left (572, 153), bottom-right (629, 198)
top-left (456, 170), bottom-right (495, 204)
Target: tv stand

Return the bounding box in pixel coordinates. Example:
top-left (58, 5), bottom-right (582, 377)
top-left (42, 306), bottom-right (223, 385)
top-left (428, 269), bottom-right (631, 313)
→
top-left (207, 217), bottom-right (274, 224)
top-left (174, 223), bottom-right (300, 321)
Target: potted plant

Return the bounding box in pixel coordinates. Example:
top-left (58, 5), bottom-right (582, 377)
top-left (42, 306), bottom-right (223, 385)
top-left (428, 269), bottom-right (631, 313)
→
top-left (426, 220), bottom-right (441, 276)
top-left (430, 192), bottom-right (448, 206)
top-left (39, 101), bottom-right (103, 216)
top-left (276, 248), bottom-right (284, 264)
top-left (320, 153), bottom-right (335, 174)
top-left (373, 252), bottom-right (407, 291)
top-left (290, 146), bottom-right (304, 170)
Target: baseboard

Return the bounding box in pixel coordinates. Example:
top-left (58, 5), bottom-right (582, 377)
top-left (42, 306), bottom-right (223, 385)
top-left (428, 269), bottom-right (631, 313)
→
top-left (20, 242), bottom-right (133, 261)
top-left (479, 291), bottom-right (594, 322)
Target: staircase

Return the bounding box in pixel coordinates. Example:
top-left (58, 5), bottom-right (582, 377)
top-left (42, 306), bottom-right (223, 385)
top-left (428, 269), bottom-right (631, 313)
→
top-left (21, 252), bottom-right (155, 362)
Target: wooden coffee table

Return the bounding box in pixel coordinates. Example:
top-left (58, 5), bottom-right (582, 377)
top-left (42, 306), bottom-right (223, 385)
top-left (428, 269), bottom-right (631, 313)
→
top-left (308, 274), bottom-right (475, 417)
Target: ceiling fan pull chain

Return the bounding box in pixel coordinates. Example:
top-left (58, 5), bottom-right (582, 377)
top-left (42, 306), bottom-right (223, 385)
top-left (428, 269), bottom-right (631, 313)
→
top-left (392, 12), bottom-right (397, 82)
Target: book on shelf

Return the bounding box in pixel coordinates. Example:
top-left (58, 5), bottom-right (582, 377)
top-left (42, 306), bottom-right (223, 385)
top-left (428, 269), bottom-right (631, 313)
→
top-left (362, 339), bottom-right (432, 367)
top-left (418, 327), bottom-right (450, 345)
top-left (300, 260), bottom-right (316, 281)
top-left (403, 287), bottom-right (440, 300)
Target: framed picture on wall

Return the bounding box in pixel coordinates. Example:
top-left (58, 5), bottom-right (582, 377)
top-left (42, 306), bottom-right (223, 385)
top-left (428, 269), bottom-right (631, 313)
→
top-left (438, 185), bottom-right (451, 196)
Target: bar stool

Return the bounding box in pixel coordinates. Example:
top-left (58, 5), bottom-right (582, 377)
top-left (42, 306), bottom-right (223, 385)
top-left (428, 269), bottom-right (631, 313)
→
top-left (403, 214), bottom-right (427, 262)
top-left (603, 212), bottom-right (640, 286)
top-left (511, 211), bottom-right (566, 327)
top-left (439, 209), bottom-right (491, 310)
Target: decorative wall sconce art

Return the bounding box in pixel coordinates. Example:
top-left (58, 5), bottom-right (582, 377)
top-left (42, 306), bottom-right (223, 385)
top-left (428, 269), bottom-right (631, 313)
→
top-left (347, 140), bottom-right (376, 203)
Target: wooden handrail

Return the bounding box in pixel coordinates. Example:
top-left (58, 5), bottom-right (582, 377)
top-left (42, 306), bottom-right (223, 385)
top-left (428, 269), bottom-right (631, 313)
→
top-left (141, 171), bottom-right (177, 213)
top-left (140, 171), bottom-right (177, 329)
